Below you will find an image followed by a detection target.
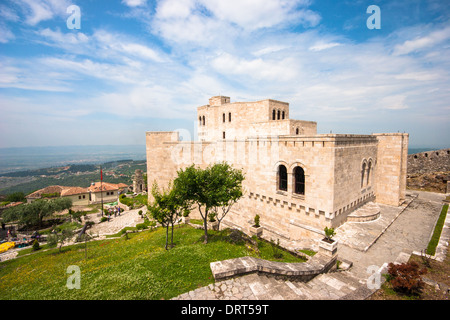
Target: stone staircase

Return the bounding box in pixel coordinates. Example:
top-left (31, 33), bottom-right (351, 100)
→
top-left (173, 268), bottom-right (370, 300)
top-left (241, 270), bottom-right (367, 300)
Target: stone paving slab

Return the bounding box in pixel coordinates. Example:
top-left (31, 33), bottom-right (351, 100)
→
top-left (335, 195), bottom-right (416, 252)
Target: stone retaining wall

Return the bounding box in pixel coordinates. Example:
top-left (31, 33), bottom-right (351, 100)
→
top-left (210, 253), bottom-right (336, 282)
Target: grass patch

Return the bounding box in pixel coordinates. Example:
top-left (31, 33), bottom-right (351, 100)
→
top-left (426, 204), bottom-right (448, 255)
top-left (0, 225), bottom-right (305, 300)
top-left (119, 194), bottom-right (147, 209)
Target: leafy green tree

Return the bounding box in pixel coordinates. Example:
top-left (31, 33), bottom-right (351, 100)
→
top-left (57, 228), bottom-right (74, 253)
top-left (5, 192), bottom-right (26, 202)
top-left (210, 163), bottom-right (244, 230)
top-left (174, 162), bottom-right (244, 244)
top-left (2, 197), bottom-right (72, 230)
top-left (148, 182), bottom-right (190, 250)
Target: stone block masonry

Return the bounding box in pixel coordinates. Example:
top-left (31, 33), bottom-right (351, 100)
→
top-left (408, 148), bottom-right (450, 174)
top-left (146, 96), bottom-right (409, 243)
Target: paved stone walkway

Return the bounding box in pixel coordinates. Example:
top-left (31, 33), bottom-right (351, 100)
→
top-left (173, 190), bottom-right (449, 300)
top-left (87, 207), bottom-right (145, 238)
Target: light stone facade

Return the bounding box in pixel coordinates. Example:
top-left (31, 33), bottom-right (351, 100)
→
top-left (133, 169), bottom-right (145, 193)
top-left (146, 96), bottom-right (408, 242)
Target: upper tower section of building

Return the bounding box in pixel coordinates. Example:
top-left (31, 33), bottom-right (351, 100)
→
top-left (197, 96), bottom-right (317, 142)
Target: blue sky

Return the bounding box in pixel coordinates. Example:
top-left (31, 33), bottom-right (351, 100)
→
top-left (0, 0), bottom-right (449, 149)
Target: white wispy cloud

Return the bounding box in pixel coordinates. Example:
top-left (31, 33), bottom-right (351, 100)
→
top-left (122, 0), bottom-right (148, 7)
top-left (16, 0), bottom-right (72, 25)
top-left (393, 25), bottom-right (450, 55)
top-left (309, 41), bottom-right (342, 52)
top-left (151, 0), bottom-right (321, 46)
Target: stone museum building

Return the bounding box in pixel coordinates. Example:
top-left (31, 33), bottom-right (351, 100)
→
top-left (146, 96), bottom-right (408, 241)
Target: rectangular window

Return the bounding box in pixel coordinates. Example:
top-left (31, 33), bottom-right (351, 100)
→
top-left (229, 112), bottom-right (231, 122)
top-left (223, 131), bottom-right (226, 139)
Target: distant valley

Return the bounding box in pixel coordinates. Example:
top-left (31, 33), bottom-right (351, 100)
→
top-left (0, 159), bottom-right (146, 196)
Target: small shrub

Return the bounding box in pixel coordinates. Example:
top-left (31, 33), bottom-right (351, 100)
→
top-left (270, 238), bottom-right (283, 259)
top-left (148, 220), bottom-right (157, 231)
top-left (32, 239), bottom-right (40, 251)
top-left (100, 217), bottom-right (108, 223)
top-left (324, 227), bottom-right (336, 242)
top-left (387, 261), bottom-right (427, 296)
top-left (254, 214), bottom-right (260, 227)
top-left (47, 234), bottom-right (58, 248)
top-left (208, 213), bottom-right (216, 222)
top-left (85, 221), bottom-right (95, 228)
top-left (136, 223), bottom-right (146, 230)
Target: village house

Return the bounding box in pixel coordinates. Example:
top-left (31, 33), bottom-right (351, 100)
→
top-left (25, 182), bottom-right (129, 205)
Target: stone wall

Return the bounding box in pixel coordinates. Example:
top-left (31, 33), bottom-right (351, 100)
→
top-left (146, 131), bottom-right (386, 241)
top-left (407, 148), bottom-right (450, 193)
top-left (407, 148), bottom-right (450, 174)
top-left (373, 133), bottom-right (409, 206)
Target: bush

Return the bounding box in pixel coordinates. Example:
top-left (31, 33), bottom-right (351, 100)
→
top-left (324, 227), bottom-right (336, 242)
top-left (32, 239), bottom-right (40, 251)
top-left (387, 261), bottom-right (427, 296)
top-left (100, 217), bottom-right (108, 223)
top-left (254, 214), bottom-right (260, 227)
top-left (46, 234), bottom-right (58, 248)
top-left (208, 213), bottom-right (216, 222)
top-left (270, 238), bottom-right (283, 259)
top-left (136, 223), bottom-right (147, 230)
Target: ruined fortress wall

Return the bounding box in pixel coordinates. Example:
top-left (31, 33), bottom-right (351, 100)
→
top-left (407, 148), bottom-right (450, 174)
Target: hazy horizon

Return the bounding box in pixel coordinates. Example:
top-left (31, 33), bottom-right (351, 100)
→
top-left (0, 144), bottom-right (446, 175)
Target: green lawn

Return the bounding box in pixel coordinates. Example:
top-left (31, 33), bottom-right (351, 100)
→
top-left (0, 225), bottom-right (306, 300)
top-left (426, 204), bottom-right (449, 255)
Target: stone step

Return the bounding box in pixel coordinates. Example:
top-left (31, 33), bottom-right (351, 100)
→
top-left (282, 271), bottom-right (361, 300)
top-left (329, 270), bottom-right (366, 289)
top-left (347, 201), bottom-right (380, 222)
top-left (172, 268), bottom-right (366, 300)
top-left (249, 270), bottom-right (362, 300)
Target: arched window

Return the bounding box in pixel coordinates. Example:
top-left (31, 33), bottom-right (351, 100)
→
top-left (361, 162), bottom-right (366, 188)
top-left (199, 116), bottom-right (202, 126)
top-left (229, 112), bottom-right (231, 122)
top-left (282, 111), bottom-right (285, 119)
top-left (223, 113), bottom-right (225, 123)
top-left (202, 116), bottom-right (205, 126)
top-left (294, 166), bottom-right (305, 195)
top-left (272, 109), bottom-right (276, 120)
top-left (277, 110), bottom-right (281, 120)
top-left (278, 165), bottom-right (287, 191)
top-left (295, 128), bottom-right (299, 135)
top-left (366, 161), bottom-right (372, 185)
